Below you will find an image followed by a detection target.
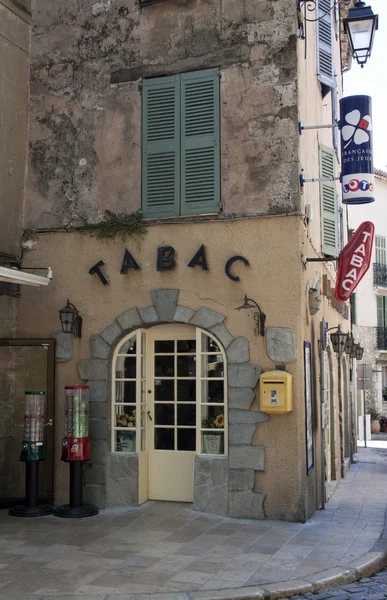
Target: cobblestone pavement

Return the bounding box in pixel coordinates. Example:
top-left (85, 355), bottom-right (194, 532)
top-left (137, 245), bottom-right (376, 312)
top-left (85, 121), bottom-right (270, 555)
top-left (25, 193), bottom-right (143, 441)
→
top-left (288, 568), bottom-right (387, 599)
top-left (0, 447), bottom-right (386, 599)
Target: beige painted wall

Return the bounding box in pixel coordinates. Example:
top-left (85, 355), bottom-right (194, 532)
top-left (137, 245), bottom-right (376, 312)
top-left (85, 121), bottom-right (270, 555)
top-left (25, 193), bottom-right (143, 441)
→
top-left (0, 0), bottom-right (30, 258)
top-left (18, 216), bottom-right (317, 517)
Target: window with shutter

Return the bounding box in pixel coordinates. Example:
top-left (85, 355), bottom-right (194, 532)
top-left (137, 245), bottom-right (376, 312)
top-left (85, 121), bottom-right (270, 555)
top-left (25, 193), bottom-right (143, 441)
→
top-left (375, 235), bottom-right (386, 265)
top-left (316, 0), bottom-right (334, 89)
top-left (142, 69), bottom-right (220, 219)
top-left (377, 296), bottom-right (387, 328)
top-left (319, 145), bottom-right (338, 257)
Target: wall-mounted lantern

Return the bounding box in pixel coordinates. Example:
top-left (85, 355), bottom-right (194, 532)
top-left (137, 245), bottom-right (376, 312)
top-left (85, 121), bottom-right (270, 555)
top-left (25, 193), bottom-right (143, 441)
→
top-left (235, 295), bottom-right (266, 337)
top-left (328, 325), bottom-right (348, 355)
top-left (59, 300), bottom-right (82, 338)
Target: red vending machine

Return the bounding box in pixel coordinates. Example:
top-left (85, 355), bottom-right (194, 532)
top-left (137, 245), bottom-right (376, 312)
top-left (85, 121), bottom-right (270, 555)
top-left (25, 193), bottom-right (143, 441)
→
top-left (54, 386), bottom-right (98, 518)
top-left (61, 386), bottom-right (90, 461)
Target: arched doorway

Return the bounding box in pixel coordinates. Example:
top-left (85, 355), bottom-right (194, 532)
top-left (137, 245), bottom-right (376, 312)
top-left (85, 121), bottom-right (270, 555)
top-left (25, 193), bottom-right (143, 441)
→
top-left (112, 324), bottom-right (227, 504)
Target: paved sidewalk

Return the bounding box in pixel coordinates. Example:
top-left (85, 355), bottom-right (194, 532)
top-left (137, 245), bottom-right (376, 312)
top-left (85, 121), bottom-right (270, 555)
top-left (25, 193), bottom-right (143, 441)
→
top-left (0, 447), bottom-right (386, 600)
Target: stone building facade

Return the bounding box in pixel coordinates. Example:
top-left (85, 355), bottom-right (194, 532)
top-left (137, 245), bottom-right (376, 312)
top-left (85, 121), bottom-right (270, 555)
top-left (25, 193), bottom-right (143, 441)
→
top-left (0, 0), bottom-right (357, 520)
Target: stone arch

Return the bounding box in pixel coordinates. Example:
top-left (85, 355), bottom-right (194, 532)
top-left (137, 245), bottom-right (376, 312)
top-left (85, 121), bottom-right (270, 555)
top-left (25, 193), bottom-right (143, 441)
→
top-left (78, 289), bottom-right (267, 519)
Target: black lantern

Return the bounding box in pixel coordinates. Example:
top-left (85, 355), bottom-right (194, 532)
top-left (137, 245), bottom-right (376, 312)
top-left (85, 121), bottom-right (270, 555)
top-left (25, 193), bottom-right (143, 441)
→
top-left (329, 326), bottom-right (348, 355)
top-left (344, 1), bottom-right (378, 67)
top-left (235, 295), bottom-right (266, 337)
top-left (344, 331), bottom-right (356, 355)
top-left (356, 345), bottom-right (364, 360)
top-left (350, 342), bottom-right (360, 359)
top-left (59, 300), bottom-right (82, 338)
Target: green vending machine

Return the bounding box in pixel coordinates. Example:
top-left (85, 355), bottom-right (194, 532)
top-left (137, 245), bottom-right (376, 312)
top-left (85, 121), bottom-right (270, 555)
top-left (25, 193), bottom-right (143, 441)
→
top-left (9, 391), bottom-right (52, 516)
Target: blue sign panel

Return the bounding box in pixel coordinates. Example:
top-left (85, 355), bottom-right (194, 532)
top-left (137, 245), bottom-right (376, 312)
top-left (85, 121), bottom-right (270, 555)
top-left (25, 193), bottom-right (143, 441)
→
top-left (340, 95), bottom-right (374, 205)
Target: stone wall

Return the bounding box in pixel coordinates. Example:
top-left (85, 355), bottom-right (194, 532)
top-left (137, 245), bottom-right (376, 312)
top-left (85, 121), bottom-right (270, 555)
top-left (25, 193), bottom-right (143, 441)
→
top-left (0, 0), bottom-right (30, 258)
top-left (25, 0), bottom-right (298, 228)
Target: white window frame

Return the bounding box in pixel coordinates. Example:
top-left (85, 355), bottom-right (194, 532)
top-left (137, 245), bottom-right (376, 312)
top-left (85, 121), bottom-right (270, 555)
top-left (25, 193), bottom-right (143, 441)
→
top-left (111, 327), bottom-right (228, 456)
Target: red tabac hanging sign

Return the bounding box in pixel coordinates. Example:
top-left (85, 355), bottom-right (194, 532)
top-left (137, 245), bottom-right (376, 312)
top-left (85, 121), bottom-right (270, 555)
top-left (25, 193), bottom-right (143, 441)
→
top-left (335, 221), bottom-right (374, 302)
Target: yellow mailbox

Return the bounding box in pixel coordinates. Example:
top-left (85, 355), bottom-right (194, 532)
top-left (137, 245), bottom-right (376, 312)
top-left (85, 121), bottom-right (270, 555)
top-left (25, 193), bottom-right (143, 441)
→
top-left (259, 370), bottom-right (292, 414)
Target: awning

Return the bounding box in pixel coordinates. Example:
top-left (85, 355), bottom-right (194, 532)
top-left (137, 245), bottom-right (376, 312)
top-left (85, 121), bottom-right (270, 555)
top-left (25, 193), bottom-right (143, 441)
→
top-left (0, 266), bottom-right (53, 287)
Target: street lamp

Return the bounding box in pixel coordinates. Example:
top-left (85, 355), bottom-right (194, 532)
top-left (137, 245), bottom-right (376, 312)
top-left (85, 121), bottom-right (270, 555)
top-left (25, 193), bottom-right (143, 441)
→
top-left (59, 299), bottom-right (82, 338)
top-left (344, 331), bottom-right (356, 355)
top-left (355, 344), bottom-right (364, 360)
top-left (344, 1), bottom-right (379, 67)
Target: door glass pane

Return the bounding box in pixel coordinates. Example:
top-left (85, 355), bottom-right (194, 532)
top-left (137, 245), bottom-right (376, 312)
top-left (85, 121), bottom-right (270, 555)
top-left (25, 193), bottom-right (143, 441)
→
top-left (119, 338), bottom-right (136, 354)
top-left (177, 355), bottom-right (196, 377)
top-left (177, 380), bottom-right (196, 402)
top-left (124, 357), bottom-right (136, 378)
top-left (155, 428), bottom-right (174, 450)
top-left (155, 404), bottom-right (174, 425)
top-left (177, 404), bottom-right (196, 426)
top-left (202, 406), bottom-right (224, 429)
top-left (201, 333), bottom-right (220, 352)
top-left (201, 354), bottom-right (224, 377)
top-left (155, 356), bottom-right (174, 376)
top-left (155, 340), bottom-right (174, 353)
top-left (115, 405), bottom-right (136, 427)
top-left (202, 432), bottom-right (224, 455)
top-left (123, 381), bottom-right (136, 403)
top-left (177, 340), bottom-right (196, 353)
top-left (155, 380), bottom-right (174, 401)
top-left (201, 380), bottom-right (224, 403)
top-left (116, 430), bottom-right (136, 452)
top-left (178, 429), bottom-right (196, 451)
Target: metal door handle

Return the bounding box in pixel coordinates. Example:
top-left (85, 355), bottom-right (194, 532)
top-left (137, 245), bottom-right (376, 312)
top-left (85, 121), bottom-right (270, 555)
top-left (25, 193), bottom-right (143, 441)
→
top-left (45, 419), bottom-right (53, 427)
top-left (147, 411), bottom-right (153, 421)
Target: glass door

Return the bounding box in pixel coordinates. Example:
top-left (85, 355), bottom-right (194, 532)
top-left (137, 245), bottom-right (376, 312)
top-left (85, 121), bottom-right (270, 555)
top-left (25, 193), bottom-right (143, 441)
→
top-left (147, 325), bottom-right (197, 502)
top-left (0, 339), bottom-right (55, 507)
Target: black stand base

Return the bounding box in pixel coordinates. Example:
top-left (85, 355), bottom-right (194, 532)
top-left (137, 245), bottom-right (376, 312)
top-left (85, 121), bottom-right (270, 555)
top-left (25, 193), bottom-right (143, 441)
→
top-left (9, 503), bottom-right (52, 517)
top-left (53, 503), bottom-right (99, 518)
top-left (53, 461), bottom-right (99, 519)
top-left (9, 461), bottom-right (53, 517)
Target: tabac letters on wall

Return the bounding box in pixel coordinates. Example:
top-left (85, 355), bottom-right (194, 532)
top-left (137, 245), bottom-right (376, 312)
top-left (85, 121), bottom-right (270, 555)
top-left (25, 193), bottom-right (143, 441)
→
top-left (89, 246), bottom-right (250, 285)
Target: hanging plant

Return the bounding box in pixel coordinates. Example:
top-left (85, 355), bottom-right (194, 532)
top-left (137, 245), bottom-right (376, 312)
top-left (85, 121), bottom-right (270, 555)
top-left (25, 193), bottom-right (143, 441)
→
top-left (79, 210), bottom-right (147, 241)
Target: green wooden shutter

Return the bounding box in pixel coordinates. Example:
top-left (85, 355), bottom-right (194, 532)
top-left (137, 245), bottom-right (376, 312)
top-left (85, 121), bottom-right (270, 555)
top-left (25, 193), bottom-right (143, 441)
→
top-left (319, 145), bottom-right (338, 256)
top-left (350, 293), bottom-right (357, 325)
top-left (142, 75), bottom-right (180, 218)
top-left (377, 296), bottom-right (386, 328)
top-left (375, 235), bottom-right (386, 265)
top-left (180, 69), bottom-right (220, 215)
top-left (317, 0), bottom-right (334, 88)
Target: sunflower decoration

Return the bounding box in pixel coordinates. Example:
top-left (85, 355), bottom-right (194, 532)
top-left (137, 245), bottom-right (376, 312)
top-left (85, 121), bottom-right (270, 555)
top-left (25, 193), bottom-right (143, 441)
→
top-left (202, 413), bottom-right (224, 430)
top-left (213, 413), bottom-right (224, 429)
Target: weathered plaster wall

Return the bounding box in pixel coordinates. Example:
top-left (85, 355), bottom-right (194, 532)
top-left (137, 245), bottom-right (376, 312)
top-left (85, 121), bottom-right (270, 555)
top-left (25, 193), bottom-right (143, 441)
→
top-left (0, 0), bottom-right (30, 257)
top-left (17, 217), bottom-right (311, 519)
top-left (25, 0), bottom-right (299, 228)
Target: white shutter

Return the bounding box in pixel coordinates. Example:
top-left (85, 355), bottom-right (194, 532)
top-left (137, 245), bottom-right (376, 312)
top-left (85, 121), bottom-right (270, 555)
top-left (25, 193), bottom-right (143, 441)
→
top-left (320, 145), bottom-right (338, 257)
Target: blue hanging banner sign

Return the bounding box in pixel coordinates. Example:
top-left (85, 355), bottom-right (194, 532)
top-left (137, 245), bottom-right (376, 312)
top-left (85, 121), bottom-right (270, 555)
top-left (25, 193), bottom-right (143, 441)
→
top-left (340, 95), bottom-right (374, 205)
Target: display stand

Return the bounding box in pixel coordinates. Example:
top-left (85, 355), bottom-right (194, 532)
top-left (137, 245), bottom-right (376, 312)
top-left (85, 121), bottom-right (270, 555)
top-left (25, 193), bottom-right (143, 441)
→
top-left (9, 391), bottom-right (52, 517)
top-left (54, 386), bottom-right (98, 518)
